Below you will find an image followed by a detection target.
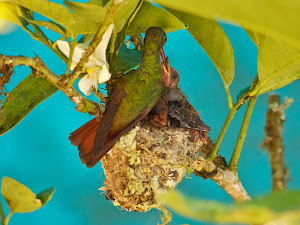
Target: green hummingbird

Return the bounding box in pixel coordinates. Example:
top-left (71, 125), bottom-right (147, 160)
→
top-left (69, 27), bottom-right (169, 168)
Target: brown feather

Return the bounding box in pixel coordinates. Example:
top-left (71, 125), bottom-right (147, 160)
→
top-left (91, 106), bottom-right (152, 165)
top-left (93, 86), bottom-right (127, 157)
top-left (69, 118), bottom-right (100, 167)
top-left (69, 118), bottom-right (99, 146)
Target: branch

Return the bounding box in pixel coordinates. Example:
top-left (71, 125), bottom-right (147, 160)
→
top-left (208, 91), bottom-right (250, 160)
top-left (261, 94), bottom-right (292, 191)
top-left (0, 54), bottom-right (104, 116)
top-left (210, 168), bottom-right (251, 203)
top-left (228, 95), bottom-right (257, 171)
top-left (209, 75), bottom-right (259, 161)
top-left (194, 140), bottom-right (251, 203)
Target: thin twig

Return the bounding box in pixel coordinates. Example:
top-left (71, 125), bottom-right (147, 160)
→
top-left (0, 54), bottom-right (104, 116)
top-left (209, 75), bottom-right (259, 161)
top-left (208, 91), bottom-right (250, 160)
top-left (228, 95), bottom-right (257, 172)
top-left (261, 94), bottom-right (292, 191)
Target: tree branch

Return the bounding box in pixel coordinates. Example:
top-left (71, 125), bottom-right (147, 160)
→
top-left (0, 54), bottom-right (104, 116)
top-left (261, 94), bottom-right (292, 192)
top-left (194, 140), bottom-right (250, 203)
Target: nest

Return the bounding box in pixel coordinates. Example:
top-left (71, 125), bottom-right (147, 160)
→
top-left (100, 121), bottom-right (209, 212)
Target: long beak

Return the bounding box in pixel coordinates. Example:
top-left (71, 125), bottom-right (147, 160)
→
top-left (160, 48), bottom-right (166, 64)
top-left (160, 48), bottom-right (171, 87)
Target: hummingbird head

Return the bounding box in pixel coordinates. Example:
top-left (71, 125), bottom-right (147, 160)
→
top-left (144, 27), bottom-right (167, 48)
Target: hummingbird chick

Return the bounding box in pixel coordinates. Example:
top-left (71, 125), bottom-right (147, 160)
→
top-left (150, 65), bottom-right (210, 143)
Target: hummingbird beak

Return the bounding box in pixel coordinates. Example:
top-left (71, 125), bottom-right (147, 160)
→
top-left (160, 48), bottom-right (166, 63)
top-left (160, 48), bottom-right (171, 87)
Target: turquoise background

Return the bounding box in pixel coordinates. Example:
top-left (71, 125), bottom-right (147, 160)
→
top-left (0, 3), bottom-right (300, 225)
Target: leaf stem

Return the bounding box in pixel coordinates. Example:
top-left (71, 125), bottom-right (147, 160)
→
top-left (3, 211), bottom-right (13, 225)
top-left (225, 85), bottom-right (233, 109)
top-left (208, 92), bottom-right (250, 160)
top-left (0, 198), bottom-right (5, 225)
top-left (228, 95), bottom-right (257, 172)
top-left (208, 107), bottom-right (236, 160)
top-left (209, 75), bottom-right (259, 160)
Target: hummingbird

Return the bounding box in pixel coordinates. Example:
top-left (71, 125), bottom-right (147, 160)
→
top-left (69, 27), bottom-right (169, 168)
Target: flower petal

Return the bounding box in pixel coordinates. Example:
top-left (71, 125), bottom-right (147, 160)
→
top-left (57, 40), bottom-right (87, 64)
top-left (95, 60), bottom-right (105, 67)
top-left (95, 24), bottom-right (114, 64)
top-left (78, 75), bottom-right (96, 96)
top-left (98, 64), bottom-right (111, 84)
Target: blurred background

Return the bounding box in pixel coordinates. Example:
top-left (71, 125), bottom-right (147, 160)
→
top-left (0, 4), bottom-right (300, 225)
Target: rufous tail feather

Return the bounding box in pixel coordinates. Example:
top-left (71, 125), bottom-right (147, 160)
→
top-left (69, 118), bottom-right (100, 168)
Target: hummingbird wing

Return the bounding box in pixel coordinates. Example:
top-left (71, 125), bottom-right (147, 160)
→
top-left (93, 85), bottom-right (127, 158)
top-left (68, 103), bottom-right (150, 168)
top-left (93, 90), bottom-right (152, 162)
top-left (168, 100), bottom-right (211, 131)
top-left (68, 85), bottom-right (127, 168)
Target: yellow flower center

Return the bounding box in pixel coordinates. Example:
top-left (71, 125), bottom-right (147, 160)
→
top-left (86, 66), bottom-right (102, 75)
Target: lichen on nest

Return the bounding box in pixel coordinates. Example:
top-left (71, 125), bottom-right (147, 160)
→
top-left (100, 120), bottom-right (208, 212)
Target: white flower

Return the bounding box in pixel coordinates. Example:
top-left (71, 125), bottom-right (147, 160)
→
top-left (57, 24), bottom-right (114, 96)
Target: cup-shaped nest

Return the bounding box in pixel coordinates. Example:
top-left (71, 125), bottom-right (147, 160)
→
top-left (100, 121), bottom-right (209, 212)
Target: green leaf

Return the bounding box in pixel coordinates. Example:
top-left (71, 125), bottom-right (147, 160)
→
top-left (165, 8), bottom-right (234, 86)
top-left (127, 1), bottom-right (187, 34)
top-left (1, 177), bottom-right (42, 213)
top-left (36, 187), bottom-right (55, 206)
top-left (65, 0), bottom-right (140, 34)
top-left (72, 13), bottom-right (100, 35)
top-left (242, 190), bottom-right (300, 212)
top-left (7, 0), bottom-right (74, 30)
top-left (0, 75), bottom-right (57, 136)
top-left (245, 29), bottom-right (265, 48)
top-left (0, 2), bottom-right (25, 28)
top-left (63, 0), bottom-right (108, 35)
top-left (258, 72), bottom-right (300, 95)
top-left (88, 0), bottom-right (104, 6)
top-left (163, 190), bottom-right (300, 224)
top-left (154, 0), bottom-right (300, 49)
top-left (64, 0), bottom-right (107, 23)
top-left (112, 0), bottom-right (140, 33)
top-left (28, 20), bottom-right (66, 36)
top-left (114, 44), bottom-right (142, 73)
top-left (255, 35), bottom-right (300, 95)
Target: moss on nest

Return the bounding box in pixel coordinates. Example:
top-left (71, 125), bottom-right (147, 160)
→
top-left (100, 121), bottom-right (207, 212)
